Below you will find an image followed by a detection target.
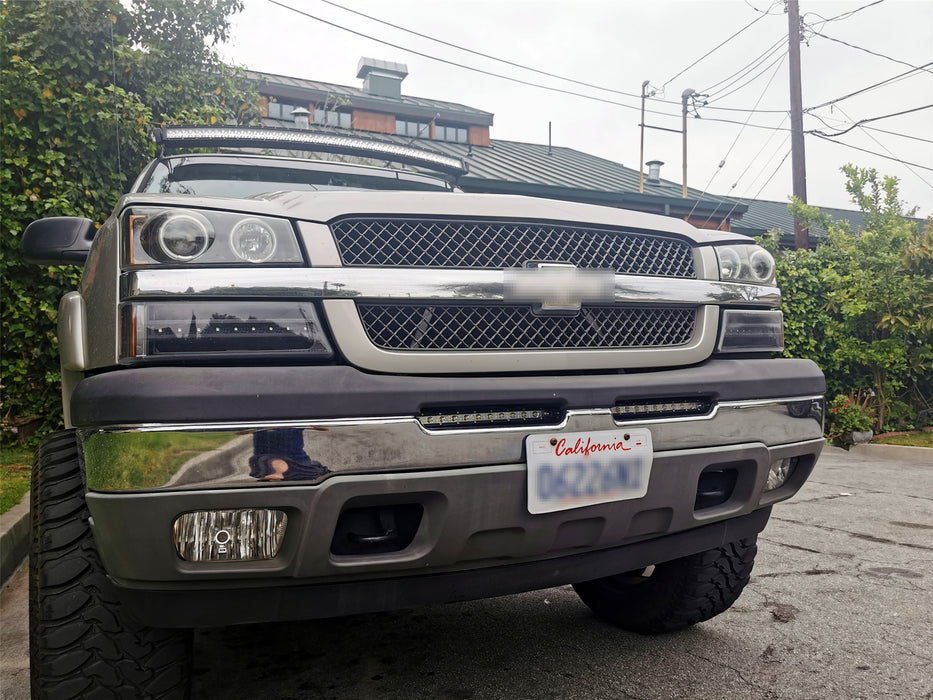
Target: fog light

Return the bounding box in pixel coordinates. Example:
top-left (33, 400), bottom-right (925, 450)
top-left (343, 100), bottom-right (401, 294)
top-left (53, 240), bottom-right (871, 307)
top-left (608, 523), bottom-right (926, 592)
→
top-left (173, 509), bottom-right (287, 562)
top-left (765, 458), bottom-right (797, 491)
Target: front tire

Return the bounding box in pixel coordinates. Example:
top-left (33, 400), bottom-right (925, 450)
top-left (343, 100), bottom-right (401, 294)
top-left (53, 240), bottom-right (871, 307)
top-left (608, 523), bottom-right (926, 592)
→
top-left (573, 537), bottom-right (757, 634)
top-left (29, 430), bottom-right (192, 699)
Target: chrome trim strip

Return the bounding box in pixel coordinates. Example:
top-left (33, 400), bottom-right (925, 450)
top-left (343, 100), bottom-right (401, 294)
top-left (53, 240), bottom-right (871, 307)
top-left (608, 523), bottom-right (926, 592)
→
top-left (80, 396), bottom-right (825, 492)
top-left (323, 300), bottom-right (718, 372)
top-left (122, 268), bottom-right (781, 307)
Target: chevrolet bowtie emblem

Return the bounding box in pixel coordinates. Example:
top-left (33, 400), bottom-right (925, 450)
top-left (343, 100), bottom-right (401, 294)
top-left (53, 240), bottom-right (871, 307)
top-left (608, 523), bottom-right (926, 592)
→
top-left (504, 264), bottom-right (615, 312)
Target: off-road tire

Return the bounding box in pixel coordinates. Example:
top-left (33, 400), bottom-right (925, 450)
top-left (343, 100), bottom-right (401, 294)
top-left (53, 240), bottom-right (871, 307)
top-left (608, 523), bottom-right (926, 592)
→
top-left (29, 430), bottom-right (192, 699)
top-left (573, 536), bottom-right (757, 634)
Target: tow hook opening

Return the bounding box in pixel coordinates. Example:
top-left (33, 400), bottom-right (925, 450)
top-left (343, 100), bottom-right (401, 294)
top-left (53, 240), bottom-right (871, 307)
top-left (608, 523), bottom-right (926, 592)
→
top-left (331, 504), bottom-right (424, 556)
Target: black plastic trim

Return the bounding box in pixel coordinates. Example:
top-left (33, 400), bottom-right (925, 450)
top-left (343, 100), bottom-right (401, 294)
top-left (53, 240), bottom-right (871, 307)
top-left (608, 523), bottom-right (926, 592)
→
top-left (70, 359), bottom-right (825, 426)
top-left (114, 507), bottom-right (772, 628)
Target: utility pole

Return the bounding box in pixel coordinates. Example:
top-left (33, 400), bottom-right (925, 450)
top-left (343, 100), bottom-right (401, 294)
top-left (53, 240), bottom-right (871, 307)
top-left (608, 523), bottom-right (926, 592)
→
top-left (788, 0), bottom-right (809, 249)
top-left (640, 80), bottom-right (649, 193)
top-left (681, 88), bottom-right (695, 199)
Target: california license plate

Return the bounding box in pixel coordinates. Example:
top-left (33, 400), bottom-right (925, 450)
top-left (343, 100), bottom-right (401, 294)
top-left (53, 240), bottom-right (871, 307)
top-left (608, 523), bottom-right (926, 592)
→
top-left (526, 429), bottom-right (653, 514)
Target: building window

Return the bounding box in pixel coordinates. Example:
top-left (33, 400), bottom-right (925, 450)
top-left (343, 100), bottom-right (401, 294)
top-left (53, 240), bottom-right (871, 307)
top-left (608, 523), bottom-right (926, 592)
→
top-left (267, 101), bottom-right (305, 121)
top-left (314, 108), bottom-right (351, 128)
top-left (435, 125), bottom-right (468, 143)
top-left (396, 118), bottom-right (431, 138)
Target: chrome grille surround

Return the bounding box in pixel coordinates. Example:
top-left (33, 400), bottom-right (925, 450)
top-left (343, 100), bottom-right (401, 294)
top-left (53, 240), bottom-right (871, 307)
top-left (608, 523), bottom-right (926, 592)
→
top-left (357, 303), bottom-right (696, 351)
top-left (330, 217), bottom-right (696, 278)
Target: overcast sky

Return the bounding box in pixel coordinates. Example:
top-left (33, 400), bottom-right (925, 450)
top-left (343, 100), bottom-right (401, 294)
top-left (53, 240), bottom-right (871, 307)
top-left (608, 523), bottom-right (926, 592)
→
top-left (220, 0), bottom-right (933, 219)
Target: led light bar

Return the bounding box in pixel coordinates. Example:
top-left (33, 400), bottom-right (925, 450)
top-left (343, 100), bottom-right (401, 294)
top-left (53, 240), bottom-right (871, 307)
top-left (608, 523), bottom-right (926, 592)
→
top-left (419, 408), bottom-right (562, 429)
top-left (173, 509), bottom-right (287, 562)
top-left (154, 125), bottom-right (469, 177)
top-left (611, 397), bottom-right (713, 421)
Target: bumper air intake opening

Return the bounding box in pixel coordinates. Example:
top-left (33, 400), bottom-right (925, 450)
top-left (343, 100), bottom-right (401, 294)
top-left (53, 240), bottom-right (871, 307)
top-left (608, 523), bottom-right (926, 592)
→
top-left (694, 467), bottom-right (738, 510)
top-left (331, 504), bottom-right (424, 556)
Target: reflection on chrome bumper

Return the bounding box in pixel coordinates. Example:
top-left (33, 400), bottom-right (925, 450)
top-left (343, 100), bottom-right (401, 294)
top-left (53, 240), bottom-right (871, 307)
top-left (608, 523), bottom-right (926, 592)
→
top-left (81, 396), bottom-right (824, 492)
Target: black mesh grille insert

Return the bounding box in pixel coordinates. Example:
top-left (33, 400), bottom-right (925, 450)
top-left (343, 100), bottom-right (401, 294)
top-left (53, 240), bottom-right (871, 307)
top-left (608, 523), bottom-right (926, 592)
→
top-left (331, 218), bottom-right (696, 278)
top-left (357, 304), bottom-right (696, 351)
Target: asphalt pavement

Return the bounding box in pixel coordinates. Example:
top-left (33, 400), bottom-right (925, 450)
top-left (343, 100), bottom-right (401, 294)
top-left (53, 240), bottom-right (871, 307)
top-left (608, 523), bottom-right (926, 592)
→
top-left (2, 444), bottom-right (930, 699)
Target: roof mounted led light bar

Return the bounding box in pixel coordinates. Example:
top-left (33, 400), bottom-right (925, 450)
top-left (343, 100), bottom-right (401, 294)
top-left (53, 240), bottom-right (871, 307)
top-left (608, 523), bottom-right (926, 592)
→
top-left (154, 125), bottom-right (469, 178)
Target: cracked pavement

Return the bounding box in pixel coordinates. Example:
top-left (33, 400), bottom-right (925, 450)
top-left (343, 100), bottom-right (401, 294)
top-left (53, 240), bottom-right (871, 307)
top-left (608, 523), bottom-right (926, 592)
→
top-left (2, 445), bottom-right (930, 699)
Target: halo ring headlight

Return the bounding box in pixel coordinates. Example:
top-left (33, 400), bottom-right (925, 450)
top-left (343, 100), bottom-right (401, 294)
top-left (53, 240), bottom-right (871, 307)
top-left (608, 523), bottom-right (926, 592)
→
top-left (143, 210), bottom-right (213, 262)
top-left (749, 248), bottom-right (775, 283)
top-left (718, 247), bottom-right (741, 280)
top-left (230, 217), bottom-right (277, 263)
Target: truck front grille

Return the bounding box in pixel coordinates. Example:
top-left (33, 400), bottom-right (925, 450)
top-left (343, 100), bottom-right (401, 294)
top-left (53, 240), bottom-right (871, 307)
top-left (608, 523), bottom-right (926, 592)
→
top-left (357, 304), bottom-right (696, 351)
top-left (331, 217), bottom-right (696, 278)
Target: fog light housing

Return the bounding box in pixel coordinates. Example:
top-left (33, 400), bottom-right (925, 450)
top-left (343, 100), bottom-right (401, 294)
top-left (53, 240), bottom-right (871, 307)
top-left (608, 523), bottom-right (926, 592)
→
top-left (765, 457), bottom-right (797, 491)
top-left (173, 509), bottom-right (287, 562)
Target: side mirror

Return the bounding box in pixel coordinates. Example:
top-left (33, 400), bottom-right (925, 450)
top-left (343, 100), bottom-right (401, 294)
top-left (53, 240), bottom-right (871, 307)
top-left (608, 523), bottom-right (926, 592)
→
top-left (20, 217), bottom-right (97, 266)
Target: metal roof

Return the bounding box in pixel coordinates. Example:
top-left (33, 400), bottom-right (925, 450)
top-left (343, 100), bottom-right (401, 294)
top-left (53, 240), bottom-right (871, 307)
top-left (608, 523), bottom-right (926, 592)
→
top-left (256, 119), bottom-right (744, 217)
top-left (730, 198), bottom-right (863, 245)
top-left (248, 70), bottom-right (494, 126)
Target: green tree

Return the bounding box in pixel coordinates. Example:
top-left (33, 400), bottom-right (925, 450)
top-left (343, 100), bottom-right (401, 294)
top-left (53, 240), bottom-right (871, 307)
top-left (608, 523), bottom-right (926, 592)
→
top-left (1, 0), bottom-right (258, 443)
top-left (775, 165), bottom-right (933, 431)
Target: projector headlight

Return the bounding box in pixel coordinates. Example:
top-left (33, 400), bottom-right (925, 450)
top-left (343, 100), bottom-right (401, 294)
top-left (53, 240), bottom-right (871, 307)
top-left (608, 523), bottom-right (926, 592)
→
top-left (715, 244), bottom-right (776, 285)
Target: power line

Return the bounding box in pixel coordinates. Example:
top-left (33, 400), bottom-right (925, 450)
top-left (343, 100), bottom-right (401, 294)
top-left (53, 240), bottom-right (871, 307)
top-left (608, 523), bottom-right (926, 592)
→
top-left (707, 51), bottom-right (786, 105)
top-left (811, 132), bottom-right (933, 172)
top-left (267, 0), bottom-right (794, 129)
top-left (834, 105), bottom-right (933, 191)
top-left (809, 104), bottom-right (933, 137)
top-left (702, 36), bottom-right (785, 96)
top-left (804, 62), bottom-right (933, 112)
top-left (807, 28), bottom-right (933, 74)
top-left (316, 0), bottom-right (788, 115)
top-left (661, 10), bottom-right (771, 88)
top-left (264, 0), bottom-right (682, 120)
top-left (861, 125), bottom-right (933, 145)
top-left (689, 54), bottom-right (788, 220)
top-left (804, 0), bottom-right (886, 28)
top-left (319, 0), bottom-right (649, 101)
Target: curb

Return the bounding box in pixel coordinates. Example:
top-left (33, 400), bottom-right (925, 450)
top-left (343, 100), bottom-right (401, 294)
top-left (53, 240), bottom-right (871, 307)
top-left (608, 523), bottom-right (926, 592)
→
top-left (850, 443), bottom-right (933, 465)
top-left (1, 491), bottom-right (30, 589)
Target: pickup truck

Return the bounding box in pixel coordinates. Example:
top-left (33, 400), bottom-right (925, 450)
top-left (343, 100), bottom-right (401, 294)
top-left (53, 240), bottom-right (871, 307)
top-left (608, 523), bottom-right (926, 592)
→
top-left (22, 125), bottom-right (825, 699)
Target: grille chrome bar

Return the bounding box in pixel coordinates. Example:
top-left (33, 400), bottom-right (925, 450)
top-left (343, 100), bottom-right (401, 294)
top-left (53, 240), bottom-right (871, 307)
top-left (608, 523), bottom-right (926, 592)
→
top-left (330, 217), bottom-right (697, 277)
top-left (122, 269), bottom-right (781, 308)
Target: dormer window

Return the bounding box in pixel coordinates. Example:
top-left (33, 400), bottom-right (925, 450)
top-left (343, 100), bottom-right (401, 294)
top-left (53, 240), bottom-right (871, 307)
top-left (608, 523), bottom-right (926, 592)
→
top-left (436, 125), bottom-right (468, 144)
top-left (314, 108), bottom-right (351, 129)
top-left (396, 119), bottom-right (431, 138)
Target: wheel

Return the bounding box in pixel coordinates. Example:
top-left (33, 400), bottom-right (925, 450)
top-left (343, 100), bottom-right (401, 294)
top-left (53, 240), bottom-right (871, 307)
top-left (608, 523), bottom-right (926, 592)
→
top-left (573, 536), bottom-right (758, 634)
top-left (29, 430), bottom-right (192, 699)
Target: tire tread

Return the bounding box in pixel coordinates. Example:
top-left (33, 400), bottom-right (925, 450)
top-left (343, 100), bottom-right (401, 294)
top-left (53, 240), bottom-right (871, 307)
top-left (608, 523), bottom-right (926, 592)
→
top-left (30, 430), bottom-right (192, 700)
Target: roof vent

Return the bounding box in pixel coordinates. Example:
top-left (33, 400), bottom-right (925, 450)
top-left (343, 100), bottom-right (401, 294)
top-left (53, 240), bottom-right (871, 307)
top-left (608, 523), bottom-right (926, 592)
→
top-left (646, 160), bottom-right (664, 183)
top-left (290, 107), bottom-right (311, 129)
top-left (357, 57), bottom-right (408, 99)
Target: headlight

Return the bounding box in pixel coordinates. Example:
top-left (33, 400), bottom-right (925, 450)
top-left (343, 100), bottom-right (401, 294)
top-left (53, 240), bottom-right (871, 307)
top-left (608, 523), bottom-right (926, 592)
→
top-left (230, 218), bottom-right (277, 263)
top-left (715, 244), bottom-right (776, 285)
top-left (120, 301), bottom-right (333, 363)
top-left (125, 207), bottom-right (302, 267)
top-left (141, 210), bottom-right (213, 262)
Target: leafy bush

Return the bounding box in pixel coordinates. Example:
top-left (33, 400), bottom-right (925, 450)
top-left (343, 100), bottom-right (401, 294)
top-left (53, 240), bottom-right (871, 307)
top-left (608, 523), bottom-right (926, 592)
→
top-left (826, 393), bottom-right (875, 445)
top-left (765, 165), bottom-right (932, 434)
top-left (1, 0), bottom-right (257, 445)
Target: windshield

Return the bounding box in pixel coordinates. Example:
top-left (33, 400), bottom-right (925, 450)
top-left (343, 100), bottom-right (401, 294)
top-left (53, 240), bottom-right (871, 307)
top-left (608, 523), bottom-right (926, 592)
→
top-left (138, 158), bottom-right (451, 197)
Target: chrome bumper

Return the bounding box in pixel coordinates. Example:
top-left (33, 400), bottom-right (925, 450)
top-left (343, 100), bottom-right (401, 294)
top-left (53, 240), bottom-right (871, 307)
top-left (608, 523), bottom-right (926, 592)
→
top-left (81, 396), bottom-right (824, 492)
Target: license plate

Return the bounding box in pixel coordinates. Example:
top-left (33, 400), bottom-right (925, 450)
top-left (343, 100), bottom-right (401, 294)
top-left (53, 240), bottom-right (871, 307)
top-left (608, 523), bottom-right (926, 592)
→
top-left (526, 429), bottom-right (652, 514)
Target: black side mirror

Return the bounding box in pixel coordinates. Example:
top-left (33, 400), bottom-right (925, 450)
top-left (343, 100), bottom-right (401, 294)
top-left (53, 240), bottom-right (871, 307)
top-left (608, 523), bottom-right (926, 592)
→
top-left (21, 217), bottom-right (96, 265)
